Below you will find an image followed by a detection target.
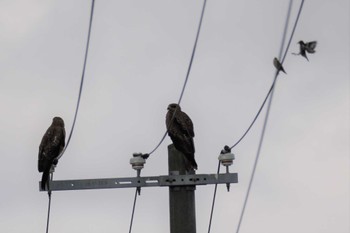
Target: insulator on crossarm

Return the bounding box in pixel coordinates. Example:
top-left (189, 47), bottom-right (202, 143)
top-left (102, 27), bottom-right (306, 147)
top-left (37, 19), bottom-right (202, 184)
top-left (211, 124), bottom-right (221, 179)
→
top-left (218, 145), bottom-right (235, 191)
top-left (218, 152), bottom-right (235, 167)
top-left (130, 153), bottom-right (146, 171)
top-left (130, 153), bottom-right (146, 195)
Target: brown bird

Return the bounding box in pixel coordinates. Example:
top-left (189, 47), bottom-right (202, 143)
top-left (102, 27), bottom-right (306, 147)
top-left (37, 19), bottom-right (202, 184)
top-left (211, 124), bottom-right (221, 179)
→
top-left (273, 57), bottom-right (287, 74)
top-left (166, 103), bottom-right (197, 171)
top-left (38, 117), bottom-right (66, 190)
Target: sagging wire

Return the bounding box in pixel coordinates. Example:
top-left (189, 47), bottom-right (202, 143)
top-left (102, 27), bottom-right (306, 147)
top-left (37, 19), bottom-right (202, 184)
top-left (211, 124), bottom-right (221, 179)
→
top-left (128, 3), bottom-right (208, 231)
top-left (207, 1), bottom-right (306, 232)
top-left (229, 0), bottom-right (305, 151)
top-left (147, 0), bottom-right (208, 157)
top-left (44, 1), bottom-right (95, 232)
top-left (235, 1), bottom-right (305, 233)
top-left (57, 0), bottom-right (96, 160)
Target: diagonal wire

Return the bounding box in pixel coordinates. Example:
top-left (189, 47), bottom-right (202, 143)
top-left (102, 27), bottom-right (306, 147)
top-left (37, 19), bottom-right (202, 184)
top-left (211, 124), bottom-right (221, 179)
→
top-left (235, 1), bottom-right (305, 233)
top-left (229, 82), bottom-right (276, 150)
top-left (207, 161), bottom-right (221, 233)
top-left (128, 188), bottom-right (139, 233)
top-left (44, 1), bottom-right (95, 233)
top-left (57, 0), bottom-right (96, 160)
top-left (130, 1), bottom-right (207, 231)
top-left (147, 0), bottom-right (208, 156)
top-left (229, 0), bottom-right (305, 150)
top-left (207, 1), bottom-right (305, 232)
top-left (45, 173), bottom-right (53, 233)
top-left (177, 0), bottom-right (207, 104)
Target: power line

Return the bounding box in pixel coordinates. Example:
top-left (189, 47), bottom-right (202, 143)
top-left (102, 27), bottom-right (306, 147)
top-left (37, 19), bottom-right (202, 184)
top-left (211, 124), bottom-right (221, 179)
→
top-left (229, 0), bottom-right (293, 150)
top-left (235, 1), bottom-right (305, 233)
top-left (44, 1), bottom-right (95, 232)
top-left (229, 0), bottom-right (305, 151)
top-left (207, 161), bottom-right (221, 233)
top-left (45, 174), bottom-right (53, 233)
top-left (57, 0), bottom-right (96, 160)
top-left (207, 0), bottom-right (305, 232)
top-left (177, 0), bottom-right (207, 104)
top-left (147, 0), bottom-right (208, 156)
top-left (229, 81), bottom-right (276, 150)
top-left (128, 189), bottom-right (139, 233)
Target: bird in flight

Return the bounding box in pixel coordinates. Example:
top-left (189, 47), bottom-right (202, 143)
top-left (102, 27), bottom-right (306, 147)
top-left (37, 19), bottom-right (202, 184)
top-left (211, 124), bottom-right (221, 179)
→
top-left (38, 117), bottom-right (66, 190)
top-left (292, 40), bottom-right (317, 61)
top-left (273, 57), bottom-right (287, 74)
top-left (166, 103), bottom-right (197, 171)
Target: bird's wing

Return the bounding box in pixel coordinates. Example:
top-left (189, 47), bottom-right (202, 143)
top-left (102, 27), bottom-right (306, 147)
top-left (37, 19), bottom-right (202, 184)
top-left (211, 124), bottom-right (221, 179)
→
top-left (51, 126), bottom-right (66, 157)
top-left (38, 128), bottom-right (52, 172)
top-left (177, 111), bottom-right (194, 137)
top-left (306, 41), bottom-right (317, 53)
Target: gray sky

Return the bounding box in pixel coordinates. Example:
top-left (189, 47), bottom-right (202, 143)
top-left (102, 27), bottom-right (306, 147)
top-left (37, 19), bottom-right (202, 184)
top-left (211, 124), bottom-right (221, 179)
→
top-left (0, 0), bottom-right (349, 233)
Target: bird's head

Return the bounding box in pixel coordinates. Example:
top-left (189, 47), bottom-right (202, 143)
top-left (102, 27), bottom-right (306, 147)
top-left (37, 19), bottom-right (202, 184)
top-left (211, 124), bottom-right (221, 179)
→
top-left (52, 117), bottom-right (65, 127)
top-left (297, 40), bottom-right (304, 45)
top-left (167, 103), bottom-right (181, 111)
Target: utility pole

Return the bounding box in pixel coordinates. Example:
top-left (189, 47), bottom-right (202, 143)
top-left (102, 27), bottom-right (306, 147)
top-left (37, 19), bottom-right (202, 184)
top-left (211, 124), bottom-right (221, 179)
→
top-left (40, 144), bottom-right (238, 232)
top-left (168, 144), bottom-right (196, 233)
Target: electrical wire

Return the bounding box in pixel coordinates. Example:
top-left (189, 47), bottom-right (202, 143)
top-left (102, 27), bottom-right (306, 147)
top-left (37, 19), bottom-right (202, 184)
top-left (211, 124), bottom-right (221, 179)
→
top-left (229, 0), bottom-right (305, 150)
top-left (128, 189), bottom-right (139, 233)
top-left (57, 0), bottom-right (95, 160)
top-left (207, 1), bottom-right (305, 232)
top-left (207, 161), bottom-right (221, 233)
top-left (147, 0), bottom-right (207, 156)
top-left (229, 82), bottom-right (276, 150)
top-left (43, 1), bottom-right (95, 232)
top-left (235, 1), bottom-right (305, 233)
top-left (45, 173), bottom-right (53, 233)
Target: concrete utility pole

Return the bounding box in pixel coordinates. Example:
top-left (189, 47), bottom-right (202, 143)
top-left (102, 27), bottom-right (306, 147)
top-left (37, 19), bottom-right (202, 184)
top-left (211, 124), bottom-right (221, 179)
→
top-left (168, 144), bottom-right (196, 233)
top-left (40, 144), bottom-right (238, 233)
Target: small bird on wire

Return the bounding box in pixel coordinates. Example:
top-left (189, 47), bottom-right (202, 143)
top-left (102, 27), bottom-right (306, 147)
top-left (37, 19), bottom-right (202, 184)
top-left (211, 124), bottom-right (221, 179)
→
top-left (38, 117), bottom-right (66, 190)
top-left (273, 57), bottom-right (287, 74)
top-left (166, 103), bottom-right (197, 171)
top-left (292, 40), bottom-right (317, 61)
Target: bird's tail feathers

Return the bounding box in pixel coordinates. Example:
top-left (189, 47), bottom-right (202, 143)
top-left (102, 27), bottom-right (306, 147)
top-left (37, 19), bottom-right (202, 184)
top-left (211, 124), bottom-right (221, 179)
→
top-left (186, 154), bottom-right (198, 171)
top-left (41, 166), bottom-right (52, 190)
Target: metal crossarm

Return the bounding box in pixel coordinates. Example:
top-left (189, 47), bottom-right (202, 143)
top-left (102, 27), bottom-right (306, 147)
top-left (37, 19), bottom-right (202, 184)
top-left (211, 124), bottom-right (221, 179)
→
top-left (39, 173), bottom-right (238, 192)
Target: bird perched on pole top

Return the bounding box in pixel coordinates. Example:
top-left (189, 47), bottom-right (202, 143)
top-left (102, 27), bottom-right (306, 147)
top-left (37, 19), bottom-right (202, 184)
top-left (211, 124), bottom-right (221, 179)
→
top-left (166, 103), bottom-right (198, 171)
top-left (38, 117), bottom-right (66, 190)
top-left (292, 40), bottom-right (317, 61)
top-left (273, 57), bottom-right (287, 74)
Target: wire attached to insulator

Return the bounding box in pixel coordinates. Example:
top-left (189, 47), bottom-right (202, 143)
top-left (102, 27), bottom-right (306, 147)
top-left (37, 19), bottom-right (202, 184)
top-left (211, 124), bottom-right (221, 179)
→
top-left (45, 173), bottom-right (53, 233)
top-left (146, 0), bottom-right (208, 157)
top-left (43, 1), bottom-right (96, 233)
top-left (235, 1), bottom-right (305, 233)
top-left (128, 188), bottom-right (139, 233)
top-left (57, 0), bottom-right (96, 161)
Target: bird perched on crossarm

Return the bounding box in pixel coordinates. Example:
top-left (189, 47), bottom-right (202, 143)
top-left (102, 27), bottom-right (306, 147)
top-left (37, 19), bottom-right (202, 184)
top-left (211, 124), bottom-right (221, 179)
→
top-left (292, 40), bottom-right (317, 61)
top-left (38, 117), bottom-right (66, 190)
top-left (166, 103), bottom-right (197, 171)
top-left (273, 57), bottom-right (287, 74)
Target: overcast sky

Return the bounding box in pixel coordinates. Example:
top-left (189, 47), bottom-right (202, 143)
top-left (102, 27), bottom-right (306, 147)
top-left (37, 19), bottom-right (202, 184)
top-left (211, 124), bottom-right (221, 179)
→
top-left (0, 0), bottom-right (349, 233)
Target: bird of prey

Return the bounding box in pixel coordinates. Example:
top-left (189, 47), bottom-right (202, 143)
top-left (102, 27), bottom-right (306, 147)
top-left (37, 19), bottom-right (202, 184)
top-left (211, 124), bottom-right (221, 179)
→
top-left (38, 117), bottom-right (66, 190)
top-left (166, 103), bottom-right (197, 171)
top-left (292, 40), bottom-right (317, 61)
top-left (273, 57), bottom-right (287, 74)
